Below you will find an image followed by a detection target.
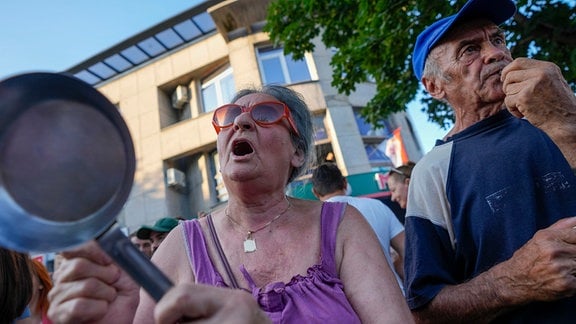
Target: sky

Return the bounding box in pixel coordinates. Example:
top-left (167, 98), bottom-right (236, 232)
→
top-left (0, 0), bottom-right (447, 154)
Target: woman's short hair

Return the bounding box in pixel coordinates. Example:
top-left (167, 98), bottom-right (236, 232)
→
top-left (232, 85), bottom-right (314, 183)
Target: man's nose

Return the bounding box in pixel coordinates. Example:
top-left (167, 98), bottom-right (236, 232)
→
top-left (484, 43), bottom-right (509, 64)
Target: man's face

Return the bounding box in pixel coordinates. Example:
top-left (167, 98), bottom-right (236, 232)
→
top-left (426, 20), bottom-right (513, 108)
top-left (130, 236), bottom-right (152, 258)
top-left (150, 231), bottom-right (168, 254)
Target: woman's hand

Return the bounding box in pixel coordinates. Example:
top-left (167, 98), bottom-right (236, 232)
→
top-left (48, 241), bottom-right (140, 323)
top-left (155, 284), bottom-right (271, 324)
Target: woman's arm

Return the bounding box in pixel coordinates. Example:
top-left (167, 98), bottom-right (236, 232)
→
top-left (336, 206), bottom-right (414, 323)
top-left (133, 224), bottom-right (195, 323)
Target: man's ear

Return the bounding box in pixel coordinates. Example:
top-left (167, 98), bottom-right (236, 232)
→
top-left (312, 188), bottom-right (320, 199)
top-left (342, 178), bottom-right (348, 190)
top-left (422, 77), bottom-right (445, 101)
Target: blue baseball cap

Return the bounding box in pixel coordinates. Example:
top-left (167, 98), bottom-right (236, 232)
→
top-left (412, 0), bottom-right (517, 81)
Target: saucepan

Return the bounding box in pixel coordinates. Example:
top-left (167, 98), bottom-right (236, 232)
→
top-left (0, 72), bottom-right (171, 301)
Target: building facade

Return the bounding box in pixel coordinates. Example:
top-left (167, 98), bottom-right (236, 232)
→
top-left (66, 0), bottom-right (422, 233)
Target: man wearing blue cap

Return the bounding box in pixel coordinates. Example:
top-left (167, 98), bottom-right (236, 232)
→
top-left (405, 0), bottom-right (576, 322)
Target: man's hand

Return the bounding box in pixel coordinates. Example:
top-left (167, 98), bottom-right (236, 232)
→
top-left (415, 217), bottom-right (576, 323)
top-left (502, 58), bottom-right (576, 167)
top-left (491, 216), bottom-right (576, 304)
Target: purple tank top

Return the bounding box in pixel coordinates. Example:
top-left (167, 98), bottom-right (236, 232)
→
top-left (182, 202), bottom-right (361, 323)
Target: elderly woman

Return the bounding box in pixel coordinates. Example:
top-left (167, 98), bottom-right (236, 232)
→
top-left (48, 86), bottom-right (412, 323)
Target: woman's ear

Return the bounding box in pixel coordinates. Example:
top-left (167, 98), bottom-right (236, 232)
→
top-left (291, 148), bottom-right (305, 168)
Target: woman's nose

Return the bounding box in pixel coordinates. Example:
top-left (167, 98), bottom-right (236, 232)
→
top-left (233, 112), bottom-right (256, 132)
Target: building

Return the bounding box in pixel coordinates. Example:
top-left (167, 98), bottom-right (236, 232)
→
top-left (65, 0), bottom-right (422, 233)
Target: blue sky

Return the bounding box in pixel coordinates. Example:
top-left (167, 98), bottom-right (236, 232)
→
top-left (0, 0), bottom-right (446, 154)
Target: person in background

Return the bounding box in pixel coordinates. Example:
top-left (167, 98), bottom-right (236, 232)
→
top-left (405, 0), bottom-right (576, 322)
top-left (0, 247), bottom-right (33, 324)
top-left (28, 260), bottom-right (53, 324)
top-left (136, 217), bottom-right (179, 255)
top-left (311, 162), bottom-right (406, 293)
top-left (48, 85), bottom-right (413, 323)
top-left (386, 161), bottom-right (416, 210)
top-left (130, 232), bottom-right (152, 258)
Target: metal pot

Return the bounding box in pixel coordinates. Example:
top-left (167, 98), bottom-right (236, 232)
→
top-left (0, 72), bottom-right (170, 300)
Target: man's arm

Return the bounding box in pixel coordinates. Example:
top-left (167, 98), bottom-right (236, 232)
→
top-left (390, 231), bottom-right (405, 280)
top-left (502, 58), bottom-right (576, 168)
top-left (413, 216), bottom-right (576, 323)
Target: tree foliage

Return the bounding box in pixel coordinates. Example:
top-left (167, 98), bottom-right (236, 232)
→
top-left (264, 0), bottom-right (576, 128)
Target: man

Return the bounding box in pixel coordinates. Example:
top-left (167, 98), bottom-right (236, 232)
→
top-left (311, 163), bottom-right (406, 293)
top-left (136, 217), bottom-right (179, 255)
top-left (129, 232), bottom-right (152, 258)
top-left (405, 0), bottom-right (576, 322)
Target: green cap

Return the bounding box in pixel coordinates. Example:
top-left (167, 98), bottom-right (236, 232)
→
top-left (136, 217), bottom-right (179, 239)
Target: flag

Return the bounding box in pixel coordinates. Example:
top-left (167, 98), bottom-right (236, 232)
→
top-left (383, 127), bottom-right (409, 167)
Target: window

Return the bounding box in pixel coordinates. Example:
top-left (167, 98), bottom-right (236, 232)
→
top-left (354, 108), bottom-right (388, 137)
top-left (365, 144), bottom-right (393, 165)
top-left (257, 46), bottom-right (312, 85)
top-left (312, 113), bottom-right (329, 142)
top-left (201, 66), bottom-right (235, 113)
top-left (210, 150), bottom-right (228, 203)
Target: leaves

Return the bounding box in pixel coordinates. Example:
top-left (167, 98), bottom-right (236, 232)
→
top-left (265, 0), bottom-right (576, 128)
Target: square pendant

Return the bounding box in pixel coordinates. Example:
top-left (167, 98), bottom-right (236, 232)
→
top-left (244, 238), bottom-right (257, 253)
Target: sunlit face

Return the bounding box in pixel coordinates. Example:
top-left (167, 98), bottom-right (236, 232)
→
top-left (387, 176), bottom-right (410, 209)
top-left (216, 93), bottom-right (302, 186)
top-left (426, 20), bottom-right (513, 108)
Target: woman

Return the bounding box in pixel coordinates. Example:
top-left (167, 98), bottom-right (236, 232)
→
top-left (386, 162), bottom-right (416, 209)
top-left (0, 247), bottom-right (33, 324)
top-left (48, 86), bottom-right (412, 323)
top-left (28, 260), bottom-right (53, 324)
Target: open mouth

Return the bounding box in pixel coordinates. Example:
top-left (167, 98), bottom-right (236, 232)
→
top-left (232, 140), bottom-right (254, 156)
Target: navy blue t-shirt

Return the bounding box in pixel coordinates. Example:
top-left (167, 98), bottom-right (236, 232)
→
top-left (404, 110), bottom-right (576, 322)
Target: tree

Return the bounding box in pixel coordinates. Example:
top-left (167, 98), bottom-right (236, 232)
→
top-left (264, 0), bottom-right (576, 129)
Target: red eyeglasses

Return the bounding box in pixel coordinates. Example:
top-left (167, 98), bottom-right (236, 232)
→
top-left (211, 101), bottom-right (300, 136)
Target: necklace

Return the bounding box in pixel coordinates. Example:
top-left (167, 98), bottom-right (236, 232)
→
top-left (225, 197), bottom-right (291, 253)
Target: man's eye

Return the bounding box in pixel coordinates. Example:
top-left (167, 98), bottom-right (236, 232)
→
top-left (463, 45), bottom-right (478, 54)
top-left (493, 37), bottom-right (506, 46)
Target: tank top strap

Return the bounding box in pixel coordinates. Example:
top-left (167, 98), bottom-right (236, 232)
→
top-left (182, 218), bottom-right (220, 284)
top-left (320, 201), bottom-right (346, 276)
top-left (239, 264), bottom-right (259, 290)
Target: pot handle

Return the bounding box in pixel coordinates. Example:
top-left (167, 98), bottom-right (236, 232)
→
top-left (97, 224), bottom-right (173, 301)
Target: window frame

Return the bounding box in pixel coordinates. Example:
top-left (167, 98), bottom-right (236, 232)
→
top-left (256, 45), bottom-right (313, 85)
top-left (201, 65), bottom-right (235, 113)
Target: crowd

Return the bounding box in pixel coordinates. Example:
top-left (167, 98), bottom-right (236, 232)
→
top-left (2, 0), bottom-right (576, 322)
